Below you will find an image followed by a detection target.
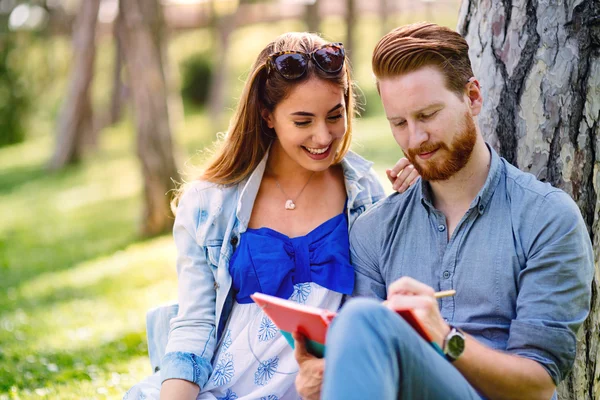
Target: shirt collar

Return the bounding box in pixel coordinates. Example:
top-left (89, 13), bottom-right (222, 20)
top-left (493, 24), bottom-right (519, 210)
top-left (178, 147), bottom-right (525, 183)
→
top-left (236, 147), bottom-right (269, 231)
top-left (420, 143), bottom-right (502, 215)
top-left (235, 148), bottom-right (375, 230)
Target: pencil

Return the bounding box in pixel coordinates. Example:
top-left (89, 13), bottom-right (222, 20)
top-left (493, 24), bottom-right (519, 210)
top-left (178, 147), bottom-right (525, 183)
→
top-left (382, 289), bottom-right (456, 306)
top-left (434, 289), bottom-right (456, 299)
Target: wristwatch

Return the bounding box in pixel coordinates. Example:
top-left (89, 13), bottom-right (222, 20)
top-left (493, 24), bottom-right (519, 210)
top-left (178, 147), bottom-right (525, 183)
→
top-left (442, 325), bottom-right (465, 362)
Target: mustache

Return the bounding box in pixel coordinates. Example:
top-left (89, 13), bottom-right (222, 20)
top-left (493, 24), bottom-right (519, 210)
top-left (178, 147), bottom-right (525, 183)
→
top-left (407, 141), bottom-right (448, 157)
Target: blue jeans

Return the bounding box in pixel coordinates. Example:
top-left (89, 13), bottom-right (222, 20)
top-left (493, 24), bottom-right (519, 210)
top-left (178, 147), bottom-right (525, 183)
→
top-left (322, 298), bottom-right (483, 400)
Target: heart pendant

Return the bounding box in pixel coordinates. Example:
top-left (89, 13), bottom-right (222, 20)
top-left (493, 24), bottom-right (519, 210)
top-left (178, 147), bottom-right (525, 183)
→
top-left (285, 200), bottom-right (296, 210)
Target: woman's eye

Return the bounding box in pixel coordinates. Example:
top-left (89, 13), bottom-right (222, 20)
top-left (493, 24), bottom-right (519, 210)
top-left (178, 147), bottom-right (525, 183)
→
top-left (328, 114), bottom-right (344, 122)
top-left (294, 121), bottom-right (311, 127)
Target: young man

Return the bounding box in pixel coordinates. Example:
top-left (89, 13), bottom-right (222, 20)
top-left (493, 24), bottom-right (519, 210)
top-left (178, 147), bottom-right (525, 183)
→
top-left (293, 23), bottom-right (594, 400)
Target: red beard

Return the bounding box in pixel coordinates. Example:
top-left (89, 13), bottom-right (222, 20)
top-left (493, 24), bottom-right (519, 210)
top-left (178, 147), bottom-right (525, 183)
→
top-left (406, 112), bottom-right (477, 181)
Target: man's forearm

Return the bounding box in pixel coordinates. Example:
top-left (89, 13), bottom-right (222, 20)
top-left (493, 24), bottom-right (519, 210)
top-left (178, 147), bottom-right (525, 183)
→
top-left (454, 334), bottom-right (555, 400)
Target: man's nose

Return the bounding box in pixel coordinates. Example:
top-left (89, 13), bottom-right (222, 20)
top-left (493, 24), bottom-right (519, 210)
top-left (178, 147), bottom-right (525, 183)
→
top-left (408, 121), bottom-right (429, 149)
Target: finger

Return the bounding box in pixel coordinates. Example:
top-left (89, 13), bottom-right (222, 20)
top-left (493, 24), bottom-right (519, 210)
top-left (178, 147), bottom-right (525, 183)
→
top-left (388, 276), bottom-right (435, 297)
top-left (293, 332), bottom-right (313, 364)
top-left (386, 294), bottom-right (437, 312)
top-left (393, 165), bottom-right (415, 193)
top-left (407, 169), bottom-right (420, 186)
top-left (386, 169), bottom-right (394, 184)
top-left (390, 157), bottom-right (411, 178)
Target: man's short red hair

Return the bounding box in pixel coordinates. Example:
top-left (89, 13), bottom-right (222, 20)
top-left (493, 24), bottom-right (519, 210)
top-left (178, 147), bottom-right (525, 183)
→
top-left (372, 22), bottom-right (474, 96)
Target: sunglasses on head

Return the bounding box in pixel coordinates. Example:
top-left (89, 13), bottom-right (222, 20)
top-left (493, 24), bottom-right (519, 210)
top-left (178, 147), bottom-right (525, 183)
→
top-left (266, 42), bottom-right (345, 80)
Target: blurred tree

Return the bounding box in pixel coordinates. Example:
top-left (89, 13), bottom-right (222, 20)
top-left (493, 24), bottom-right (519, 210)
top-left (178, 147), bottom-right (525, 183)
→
top-left (109, 7), bottom-right (126, 126)
top-left (304, 0), bottom-right (320, 33)
top-left (378, 0), bottom-right (391, 37)
top-left (49, 0), bottom-right (100, 169)
top-left (458, 1), bottom-right (599, 399)
top-left (345, 0), bottom-right (355, 60)
top-left (207, 0), bottom-right (244, 131)
top-left (0, 20), bottom-right (30, 148)
top-left (120, 0), bottom-right (180, 236)
top-left (181, 52), bottom-right (213, 106)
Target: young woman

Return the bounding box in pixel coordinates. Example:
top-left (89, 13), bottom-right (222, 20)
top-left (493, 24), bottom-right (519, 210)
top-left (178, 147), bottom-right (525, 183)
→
top-left (125, 32), bottom-right (418, 400)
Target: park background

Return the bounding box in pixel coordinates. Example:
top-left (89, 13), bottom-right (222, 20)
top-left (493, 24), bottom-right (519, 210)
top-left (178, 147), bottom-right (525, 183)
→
top-left (1, 0), bottom-right (598, 399)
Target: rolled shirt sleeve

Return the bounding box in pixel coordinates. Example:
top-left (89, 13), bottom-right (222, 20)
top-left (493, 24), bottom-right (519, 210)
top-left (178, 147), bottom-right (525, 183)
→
top-left (349, 203), bottom-right (388, 300)
top-left (507, 191), bottom-right (594, 385)
top-left (160, 184), bottom-right (218, 387)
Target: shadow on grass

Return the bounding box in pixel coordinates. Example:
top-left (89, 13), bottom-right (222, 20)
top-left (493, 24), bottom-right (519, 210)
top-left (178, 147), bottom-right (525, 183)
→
top-left (0, 330), bottom-right (149, 392)
top-left (0, 194), bottom-right (145, 293)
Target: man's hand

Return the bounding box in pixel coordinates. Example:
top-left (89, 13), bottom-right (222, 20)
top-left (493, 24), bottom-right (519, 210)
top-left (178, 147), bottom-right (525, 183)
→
top-left (386, 276), bottom-right (450, 346)
top-left (293, 332), bottom-right (324, 400)
top-left (387, 157), bottom-right (420, 193)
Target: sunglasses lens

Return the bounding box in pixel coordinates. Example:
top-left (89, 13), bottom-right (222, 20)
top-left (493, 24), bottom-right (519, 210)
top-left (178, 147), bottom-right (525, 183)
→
top-left (313, 45), bottom-right (345, 73)
top-left (274, 53), bottom-right (307, 79)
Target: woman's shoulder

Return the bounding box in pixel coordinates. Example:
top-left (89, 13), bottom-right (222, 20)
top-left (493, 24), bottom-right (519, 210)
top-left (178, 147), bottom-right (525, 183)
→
top-left (174, 179), bottom-right (240, 240)
top-left (341, 151), bottom-right (385, 203)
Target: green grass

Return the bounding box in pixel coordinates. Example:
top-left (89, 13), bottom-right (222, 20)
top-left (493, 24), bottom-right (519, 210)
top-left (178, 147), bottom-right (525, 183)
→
top-left (0, 9), bottom-right (458, 399)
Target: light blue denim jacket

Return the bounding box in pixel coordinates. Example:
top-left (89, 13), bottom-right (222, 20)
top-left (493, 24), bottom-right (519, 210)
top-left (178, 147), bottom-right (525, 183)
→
top-left (146, 150), bottom-right (385, 388)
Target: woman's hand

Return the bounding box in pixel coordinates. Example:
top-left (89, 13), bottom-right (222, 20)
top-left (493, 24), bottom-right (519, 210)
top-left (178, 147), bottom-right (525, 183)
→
top-left (293, 332), bottom-right (325, 400)
top-left (386, 158), bottom-right (419, 193)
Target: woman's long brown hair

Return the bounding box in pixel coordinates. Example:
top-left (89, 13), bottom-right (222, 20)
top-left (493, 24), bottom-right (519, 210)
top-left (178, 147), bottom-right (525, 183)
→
top-left (172, 32), bottom-right (355, 211)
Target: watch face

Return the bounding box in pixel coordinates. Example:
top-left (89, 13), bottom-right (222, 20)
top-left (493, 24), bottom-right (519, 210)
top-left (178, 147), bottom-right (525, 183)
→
top-left (448, 334), bottom-right (465, 358)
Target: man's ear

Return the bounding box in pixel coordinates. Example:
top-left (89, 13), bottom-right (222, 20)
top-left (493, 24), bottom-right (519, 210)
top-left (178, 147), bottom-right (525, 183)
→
top-left (261, 108), bottom-right (274, 129)
top-left (465, 78), bottom-right (483, 116)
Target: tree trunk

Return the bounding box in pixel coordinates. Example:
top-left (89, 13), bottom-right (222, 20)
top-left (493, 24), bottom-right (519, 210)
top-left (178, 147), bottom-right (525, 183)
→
top-left (345, 0), bottom-right (356, 61)
top-left (378, 0), bottom-right (391, 38)
top-left (458, 1), bottom-right (600, 399)
top-left (109, 9), bottom-right (126, 126)
top-left (305, 0), bottom-right (320, 33)
top-left (120, 0), bottom-right (180, 237)
top-left (49, 0), bottom-right (100, 170)
top-left (207, 0), bottom-right (241, 132)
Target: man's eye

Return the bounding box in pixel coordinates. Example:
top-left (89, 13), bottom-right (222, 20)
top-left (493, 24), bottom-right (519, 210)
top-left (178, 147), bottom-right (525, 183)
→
top-left (421, 110), bottom-right (439, 120)
top-left (394, 120), bottom-right (406, 127)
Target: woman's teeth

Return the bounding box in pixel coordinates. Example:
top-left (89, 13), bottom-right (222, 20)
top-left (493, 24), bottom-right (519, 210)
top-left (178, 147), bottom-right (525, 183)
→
top-left (305, 146), bottom-right (329, 155)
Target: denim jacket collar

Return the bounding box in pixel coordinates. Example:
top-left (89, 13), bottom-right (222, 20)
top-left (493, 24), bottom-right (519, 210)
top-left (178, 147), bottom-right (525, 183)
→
top-left (235, 148), bottom-right (376, 233)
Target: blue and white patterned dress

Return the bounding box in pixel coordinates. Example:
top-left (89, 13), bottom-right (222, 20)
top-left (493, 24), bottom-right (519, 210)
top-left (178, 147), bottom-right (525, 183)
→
top-left (125, 211), bottom-right (353, 400)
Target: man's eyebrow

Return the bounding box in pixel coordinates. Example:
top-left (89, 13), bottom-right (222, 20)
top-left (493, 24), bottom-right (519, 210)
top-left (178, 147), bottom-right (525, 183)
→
top-left (290, 103), bottom-right (344, 117)
top-left (387, 103), bottom-right (444, 120)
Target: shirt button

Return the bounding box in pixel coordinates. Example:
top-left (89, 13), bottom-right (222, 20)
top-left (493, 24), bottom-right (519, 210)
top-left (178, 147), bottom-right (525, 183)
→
top-left (443, 271), bottom-right (451, 279)
top-left (230, 236), bottom-right (238, 246)
top-left (438, 224), bottom-right (446, 232)
top-left (214, 282), bottom-right (220, 290)
top-left (478, 204), bottom-right (485, 213)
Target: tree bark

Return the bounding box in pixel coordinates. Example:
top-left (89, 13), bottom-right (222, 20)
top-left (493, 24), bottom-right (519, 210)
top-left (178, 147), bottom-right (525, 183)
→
top-left (207, 0), bottom-right (242, 132)
top-left (458, 1), bottom-right (600, 399)
top-left (109, 9), bottom-right (126, 126)
top-left (49, 0), bottom-right (100, 170)
top-left (120, 0), bottom-right (180, 237)
top-left (305, 0), bottom-right (320, 33)
top-left (345, 0), bottom-right (356, 61)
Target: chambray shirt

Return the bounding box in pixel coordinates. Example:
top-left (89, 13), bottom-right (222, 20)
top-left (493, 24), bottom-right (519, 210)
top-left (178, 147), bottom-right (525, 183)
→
top-left (351, 145), bottom-right (594, 393)
top-left (146, 150), bottom-right (385, 388)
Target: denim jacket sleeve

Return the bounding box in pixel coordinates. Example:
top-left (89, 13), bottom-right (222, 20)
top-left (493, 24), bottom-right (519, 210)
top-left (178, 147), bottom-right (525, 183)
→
top-left (160, 182), bottom-right (218, 388)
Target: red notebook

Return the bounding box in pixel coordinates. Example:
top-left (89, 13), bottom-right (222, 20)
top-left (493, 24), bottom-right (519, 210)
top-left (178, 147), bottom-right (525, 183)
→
top-left (250, 292), bottom-right (438, 358)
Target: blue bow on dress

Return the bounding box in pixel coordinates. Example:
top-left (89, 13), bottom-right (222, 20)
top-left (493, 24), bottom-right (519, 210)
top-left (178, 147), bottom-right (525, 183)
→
top-left (229, 212), bottom-right (354, 304)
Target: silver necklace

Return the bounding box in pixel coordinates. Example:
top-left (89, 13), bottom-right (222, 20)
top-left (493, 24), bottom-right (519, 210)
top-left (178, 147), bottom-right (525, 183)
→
top-left (273, 172), bottom-right (315, 210)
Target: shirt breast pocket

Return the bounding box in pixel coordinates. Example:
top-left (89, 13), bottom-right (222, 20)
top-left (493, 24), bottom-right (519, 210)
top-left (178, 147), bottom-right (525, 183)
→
top-left (205, 240), bottom-right (223, 270)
